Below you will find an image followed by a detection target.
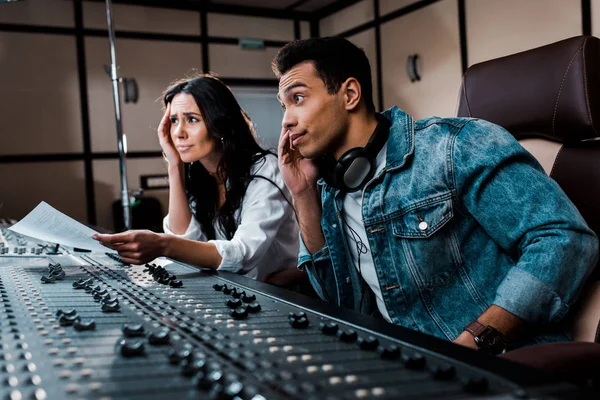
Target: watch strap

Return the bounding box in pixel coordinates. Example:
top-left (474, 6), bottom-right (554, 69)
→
top-left (465, 320), bottom-right (487, 338)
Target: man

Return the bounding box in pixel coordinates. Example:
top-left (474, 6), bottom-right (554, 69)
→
top-left (273, 36), bottom-right (598, 353)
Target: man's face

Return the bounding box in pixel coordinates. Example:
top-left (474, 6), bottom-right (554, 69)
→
top-left (277, 62), bottom-right (347, 159)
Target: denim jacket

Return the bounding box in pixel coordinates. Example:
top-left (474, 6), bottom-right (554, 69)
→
top-left (298, 106), bottom-right (598, 345)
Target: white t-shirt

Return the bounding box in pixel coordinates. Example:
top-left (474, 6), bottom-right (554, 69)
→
top-left (341, 143), bottom-right (392, 322)
top-left (163, 154), bottom-right (299, 281)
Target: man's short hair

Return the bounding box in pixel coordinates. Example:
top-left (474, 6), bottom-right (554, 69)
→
top-left (272, 37), bottom-right (376, 113)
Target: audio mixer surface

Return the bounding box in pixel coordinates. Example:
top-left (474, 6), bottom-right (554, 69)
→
top-left (0, 249), bottom-right (595, 399)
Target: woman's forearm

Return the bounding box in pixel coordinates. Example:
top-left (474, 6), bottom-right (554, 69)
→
top-left (162, 234), bottom-right (222, 269)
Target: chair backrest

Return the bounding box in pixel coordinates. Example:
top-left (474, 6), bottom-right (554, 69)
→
top-left (457, 35), bottom-right (600, 342)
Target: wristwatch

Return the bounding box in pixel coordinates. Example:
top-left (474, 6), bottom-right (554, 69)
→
top-left (464, 321), bottom-right (508, 355)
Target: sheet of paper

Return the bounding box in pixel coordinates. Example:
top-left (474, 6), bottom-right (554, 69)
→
top-left (8, 201), bottom-right (113, 253)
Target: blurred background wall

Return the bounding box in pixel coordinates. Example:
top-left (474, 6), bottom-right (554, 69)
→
top-left (0, 0), bottom-right (594, 231)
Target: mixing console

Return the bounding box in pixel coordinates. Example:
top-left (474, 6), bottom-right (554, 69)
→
top-left (0, 251), bottom-right (595, 399)
top-left (0, 219), bottom-right (71, 257)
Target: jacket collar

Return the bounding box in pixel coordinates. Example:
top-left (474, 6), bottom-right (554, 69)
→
top-left (381, 106), bottom-right (415, 172)
top-left (317, 106), bottom-right (415, 187)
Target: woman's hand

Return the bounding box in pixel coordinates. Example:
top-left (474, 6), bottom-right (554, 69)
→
top-left (157, 103), bottom-right (181, 167)
top-left (278, 128), bottom-right (320, 198)
top-left (92, 230), bottom-right (169, 265)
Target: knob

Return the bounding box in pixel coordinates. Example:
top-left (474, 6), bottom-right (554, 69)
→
top-left (231, 288), bottom-right (243, 299)
top-left (402, 353), bottom-right (426, 370)
top-left (169, 280), bottom-right (183, 288)
top-left (462, 377), bottom-right (488, 393)
top-left (222, 285), bottom-right (232, 295)
top-left (289, 316), bottom-right (309, 329)
top-left (40, 275), bottom-right (55, 283)
top-left (168, 348), bottom-right (193, 365)
top-left (101, 301), bottom-right (120, 312)
top-left (230, 307), bottom-right (248, 320)
top-left (337, 329), bottom-right (357, 342)
top-left (58, 314), bottom-right (80, 327)
top-left (358, 336), bottom-right (379, 350)
top-left (241, 293), bottom-right (256, 303)
top-left (117, 339), bottom-right (145, 357)
top-left (73, 319), bottom-right (96, 331)
top-left (288, 312), bottom-right (306, 321)
top-left (430, 365), bottom-right (456, 380)
top-left (148, 329), bottom-right (170, 345)
top-left (213, 283), bottom-right (224, 291)
top-left (226, 298), bottom-right (242, 309)
top-left (246, 303), bottom-right (261, 313)
top-left (49, 270), bottom-right (65, 280)
top-left (181, 358), bottom-right (207, 377)
top-left (72, 279), bottom-right (85, 289)
top-left (221, 380), bottom-right (244, 400)
top-left (196, 369), bottom-right (224, 390)
top-left (93, 290), bottom-right (109, 301)
top-left (379, 345), bottom-right (401, 360)
top-left (122, 324), bottom-right (145, 338)
top-left (56, 309), bottom-right (78, 318)
top-left (320, 322), bottom-right (338, 335)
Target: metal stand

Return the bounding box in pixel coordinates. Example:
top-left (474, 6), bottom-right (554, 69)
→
top-left (105, 0), bottom-right (131, 230)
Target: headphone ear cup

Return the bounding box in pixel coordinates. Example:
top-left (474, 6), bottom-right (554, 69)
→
top-left (335, 148), bottom-right (368, 191)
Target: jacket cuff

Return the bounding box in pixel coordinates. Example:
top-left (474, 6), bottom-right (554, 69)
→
top-left (494, 267), bottom-right (569, 324)
top-left (297, 233), bottom-right (330, 270)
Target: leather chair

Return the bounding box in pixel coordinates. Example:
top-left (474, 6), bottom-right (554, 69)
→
top-left (456, 35), bottom-right (600, 383)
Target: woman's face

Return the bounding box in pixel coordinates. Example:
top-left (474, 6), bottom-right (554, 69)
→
top-left (169, 92), bottom-right (221, 165)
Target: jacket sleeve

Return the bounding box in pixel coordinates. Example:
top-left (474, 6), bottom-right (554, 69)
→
top-left (452, 119), bottom-right (598, 324)
top-left (298, 232), bottom-right (335, 302)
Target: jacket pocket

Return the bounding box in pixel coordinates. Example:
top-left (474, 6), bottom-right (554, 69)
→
top-left (391, 195), bottom-right (462, 288)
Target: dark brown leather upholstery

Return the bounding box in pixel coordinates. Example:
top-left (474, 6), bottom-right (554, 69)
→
top-left (457, 35), bottom-right (600, 285)
top-left (458, 35), bottom-right (600, 143)
top-left (456, 36), bottom-right (600, 382)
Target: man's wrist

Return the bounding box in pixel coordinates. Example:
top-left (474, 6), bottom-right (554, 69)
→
top-left (463, 320), bottom-right (508, 355)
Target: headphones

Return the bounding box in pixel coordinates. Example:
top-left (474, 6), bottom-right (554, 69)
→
top-left (321, 115), bottom-right (390, 193)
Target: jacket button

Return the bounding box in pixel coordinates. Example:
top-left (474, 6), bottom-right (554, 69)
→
top-left (418, 221), bottom-right (428, 230)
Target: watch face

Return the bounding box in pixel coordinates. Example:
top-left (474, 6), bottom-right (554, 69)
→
top-left (476, 326), bottom-right (507, 355)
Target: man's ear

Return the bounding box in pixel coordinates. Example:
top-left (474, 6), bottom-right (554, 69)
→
top-left (341, 77), bottom-right (362, 111)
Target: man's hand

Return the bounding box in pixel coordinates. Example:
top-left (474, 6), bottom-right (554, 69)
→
top-left (92, 230), bottom-right (169, 265)
top-left (278, 128), bottom-right (320, 197)
top-left (453, 330), bottom-right (478, 350)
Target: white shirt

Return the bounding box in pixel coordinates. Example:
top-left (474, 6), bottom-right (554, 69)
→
top-left (163, 154), bottom-right (299, 281)
top-left (341, 143), bottom-right (392, 322)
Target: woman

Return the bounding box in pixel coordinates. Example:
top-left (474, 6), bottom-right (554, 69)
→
top-left (93, 75), bottom-right (299, 282)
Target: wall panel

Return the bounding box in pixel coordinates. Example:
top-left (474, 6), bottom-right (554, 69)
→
top-left (0, 0), bottom-right (74, 27)
top-left (591, 0), bottom-right (600, 36)
top-left (208, 14), bottom-right (294, 41)
top-left (301, 21), bottom-right (311, 39)
top-left (0, 161), bottom-right (86, 222)
top-left (379, 0), bottom-right (421, 16)
top-left (85, 37), bottom-right (202, 153)
top-left (347, 29), bottom-right (380, 111)
top-left (209, 45), bottom-right (279, 79)
top-left (381, 0), bottom-right (461, 118)
top-left (0, 32), bottom-right (83, 155)
top-left (467, 0), bottom-right (581, 66)
top-left (83, 2), bottom-right (201, 35)
top-left (320, 0), bottom-right (374, 36)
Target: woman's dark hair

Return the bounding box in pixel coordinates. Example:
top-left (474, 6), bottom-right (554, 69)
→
top-left (163, 74), bottom-right (271, 240)
top-left (272, 37), bottom-right (375, 113)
